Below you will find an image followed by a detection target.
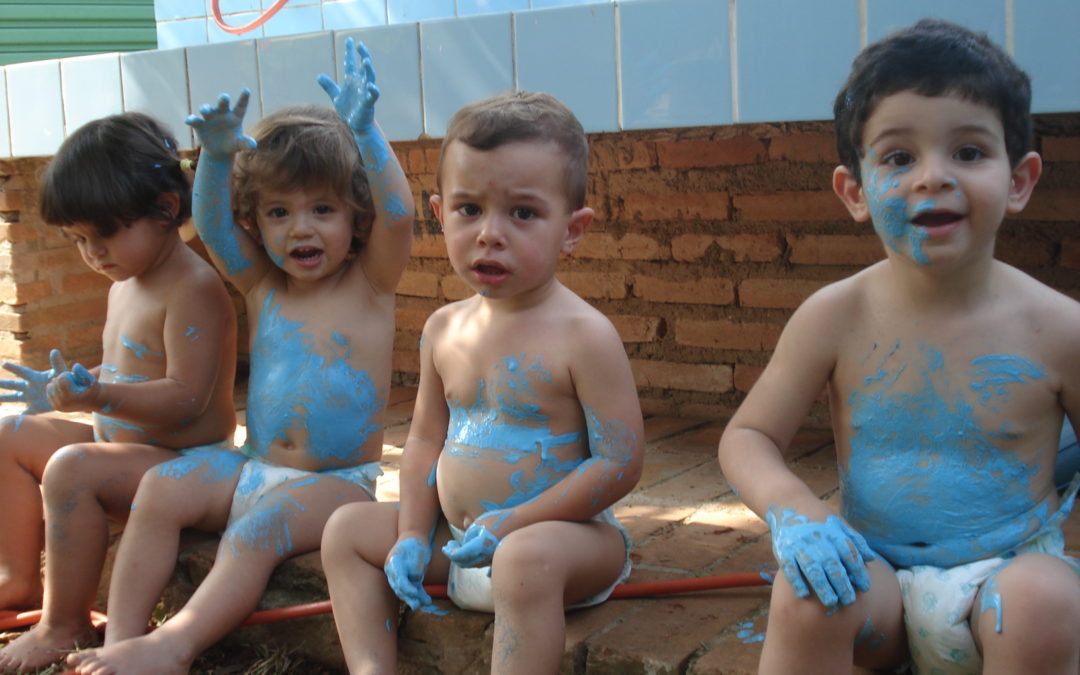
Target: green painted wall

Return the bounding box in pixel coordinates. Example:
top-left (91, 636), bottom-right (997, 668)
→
top-left (0, 0), bottom-right (156, 66)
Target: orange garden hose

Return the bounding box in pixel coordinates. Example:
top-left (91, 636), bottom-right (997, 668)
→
top-left (0, 573), bottom-right (771, 631)
top-left (211, 0), bottom-right (290, 35)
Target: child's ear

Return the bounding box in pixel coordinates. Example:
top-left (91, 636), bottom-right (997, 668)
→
top-left (157, 192), bottom-right (181, 220)
top-left (561, 206), bottom-right (593, 255)
top-left (429, 194), bottom-right (444, 231)
top-left (1006, 151), bottom-right (1042, 214)
top-left (832, 165), bottom-right (870, 222)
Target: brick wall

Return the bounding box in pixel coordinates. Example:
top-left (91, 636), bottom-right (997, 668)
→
top-left (3, 115), bottom-right (1079, 427)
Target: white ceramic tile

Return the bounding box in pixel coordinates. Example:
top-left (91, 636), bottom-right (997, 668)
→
top-left (121, 48), bottom-right (194, 150)
top-left (620, 0), bottom-right (731, 130)
top-left (208, 11), bottom-right (265, 42)
top-left (390, 0), bottom-right (455, 23)
top-left (334, 25), bottom-right (423, 141)
top-left (736, 0), bottom-right (859, 123)
top-left (157, 17), bottom-right (209, 49)
top-left (263, 4), bottom-right (324, 37)
top-left (866, 0), bottom-right (1006, 45)
top-left (0, 71), bottom-right (10, 158)
top-left (61, 53), bottom-right (124, 136)
top-left (421, 13), bottom-right (514, 137)
top-left (323, 0), bottom-right (389, 29)
top-left (531, 0), bottom-right (607, 8)
top-left (187, 41), bottom-right (263, 132)
top-left (156, 0), bottom-right (207, 21)
top-left (515, 4), bottom-right (617, 132)
top-left (458, 0), bottom-right (529, 15)
top-left (1015, 0), bottom-right (1080, 113)
top-left (258, 32), bottom-right (336, 113)
top-left (7, 60), bottom-right (65, 157)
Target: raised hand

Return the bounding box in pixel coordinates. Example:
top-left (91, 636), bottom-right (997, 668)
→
top-left (317, 37), bottom-right (379, 135)
top-left (384, 537), bottom-right (446, 615)
top-left (441, 509), bottom-right (511, 568)
top-left (45, 363), bottom-right (97, 413)
top-left (186, 89), bottom-right (257, 157)
top-left (0, 349), bottom-right (68, 414)
top-left (766, 506), bottom-right (876, 608)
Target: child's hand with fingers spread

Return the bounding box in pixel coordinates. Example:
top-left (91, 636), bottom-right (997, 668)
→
top-left (384, 537), bottom-right (446, 615)
top-left (442, 509), bottom-right (512, 568)
top-left (186, 89), bottom-right (258, 157)
top-left (45, 363), bottom-right (98, 413)
top-left (318, 37), bottom-right (380, 137)
top-left (766, 506), bottom-right (876, 608)
top-left (0, 348), bottom-right (69, 414)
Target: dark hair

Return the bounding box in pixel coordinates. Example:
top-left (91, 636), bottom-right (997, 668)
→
top-left (231, 105), bottom-right (374, 253)
top-left (40, 112), bottom-right (191, 235)
top-left (834, 19), bottom-right (1032, 182)
top-left (438, 91), bottom-right (588, 209)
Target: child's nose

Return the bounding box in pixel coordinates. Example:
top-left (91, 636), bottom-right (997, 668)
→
top-left (912, 155), bottom-right (955, 193)
top-left (476, 216), bottom-right (507, 248)
top-left (290, 214), bottom-right (316, 236)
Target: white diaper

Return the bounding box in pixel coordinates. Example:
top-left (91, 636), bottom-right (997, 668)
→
top-left (446, 508), bottom-right (632, 613)
top-left (227, 457), bottom-right (381, 527)
top-left (897, 479), bottom-right (1079, 675)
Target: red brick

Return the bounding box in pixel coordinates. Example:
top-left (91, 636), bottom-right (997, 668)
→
top-left (994, 235), bottom-right (1053, 268)
top-left (657, 137), bottom-right (767, 168)
top-left (1063, 239), bottom-right (1080, 270)
top-left (739, 278), bottom-right (827, 309)
top-left (0, 308), bottom-right (24, 332)
top-left (734, 190), bottom-right (849, 222)
top-left (61, 271), bottom-right (111, 294)
top-left (768, 132), bottom-right (838, 163)
top-left (634, 276), bottom-right (734, 305)
top-left (574, 233), bottom-right (665, 260)
top-left (589, 139), bottom-right (655, 171)
top-left (1041, 136), bottom-right (1080, 162)
top-left (608, 314), bottom-right (663, 343)
top-left (397, 271), bottom-right (439, 298)
top-left (63, 322), bottom-right (105, 352)
top-left (734, 363), bottom-right (765, 392)
top-left (441, 274), bottom-right (473, 301)
top-left (411, 235), bottom-right (446, 258)
top-left (558, 271), bottom-right (628, 299)
top-left (618, 233), bottom-right (666, 260)
top-left (671, 234), bottom-right (715, 262)
top-left (1023, 190), bottom-right (1080, 221)
top-left (0, 190), bottom-right (22, 211)
top-left (715, 233), bottom-right (784, 262)
top-left (0, 222), bottom-right (35, 242)
top-left (23, 298), bottom-right (107, 328)
top-left (622, 191), bottom-right (730, 221)
top-left (392, 349), bottom-right (420, 374)
top-left (0, 279), bottom-right (51, 306)
top-left (630, 358), bottom-right (732, 393)
top-left (788, 234), bottom-right (883, 266)
top-left (676, 319), bottom-right (782, 351)
top-left (395, 307), bottom-right (430, 333)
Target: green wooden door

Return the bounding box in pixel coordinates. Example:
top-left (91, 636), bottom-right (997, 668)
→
top-left (0, 0), bottom-right (156, 66)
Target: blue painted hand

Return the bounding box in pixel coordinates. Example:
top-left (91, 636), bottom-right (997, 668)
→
top-left (385, 537), bottom-right (446, 615)
top-left (185, 89), bottom-right (257, 156)
top-left (45, 362), bottom-right (98, 413)
top-left (0, 348), bottom-right (68, 414)
top-left (766, 506), bottom-right (876, 608)
top-left (442, 510), bottom-right (511, 568)
top-left (317, 37), bottom-right (380, 135)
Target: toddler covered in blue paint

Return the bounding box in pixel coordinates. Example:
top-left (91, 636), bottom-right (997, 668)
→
top-left (320, 91), bottom-right (645, 673)
top-left (0, 112), bottom-right (238, 672)
top-left (67, 39), bottom-right (413, 675)
top-left (718, 19), bottom-right (1080, 675)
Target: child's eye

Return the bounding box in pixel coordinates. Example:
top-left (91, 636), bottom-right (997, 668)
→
top-left (955, 146), bottom-right (985, 162)
top-left (510, 207), bottom-right (535, 220)
top-left (457, 204), bottom-right (481, 217)
top-left (266, 207), bottom-right (288, 218)
top-left (882, 150), bottom-right (914, 167)
top-left (313, 204), bottom-right (334, 215)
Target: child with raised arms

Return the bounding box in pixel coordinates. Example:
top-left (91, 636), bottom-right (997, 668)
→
top-left (67, 39), bottom-right (413, 675)
top-left (320, 90), bottom-right (644, 674)
top-left (718, 19), bottom-right (1080, 674)
top-left (0, 112), bottom-right (237, 671)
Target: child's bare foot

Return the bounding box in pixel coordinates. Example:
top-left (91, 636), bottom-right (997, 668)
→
top-left (0, 575), bottom-right (43, 610)
top-left (0, 621), bottom-right (98, 672)
top-left (66, 632), bottom-right (191, 675)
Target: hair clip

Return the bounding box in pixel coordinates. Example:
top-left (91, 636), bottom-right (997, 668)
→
top-left (180, 158), bottom-right (196, 172)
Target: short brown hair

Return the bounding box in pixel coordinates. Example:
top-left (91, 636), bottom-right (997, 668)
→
top-left (40, 112), bottom-right (191, 236)
top-left (438, 91), bottom-right (588, 209)
top-left (231, 105), bottom-right (374, 252)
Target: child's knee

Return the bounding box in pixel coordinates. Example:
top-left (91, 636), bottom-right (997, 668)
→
top-left (41, 442), bottom-right (94, 493)
top-left (982, 555), bottom-right (1080, 641)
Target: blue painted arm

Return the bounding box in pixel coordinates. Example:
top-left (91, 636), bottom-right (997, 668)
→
top-left (766, 506), bottom-right (877, 608)
top-left (0, 348), bottom-right (68, 414)
top-left (384, 536), bottom-right (447, 615)
top-left (186, 90), bottom-right (258, 278)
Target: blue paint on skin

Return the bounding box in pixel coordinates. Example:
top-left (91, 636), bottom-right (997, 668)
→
top-left (427, 460), bottom-right (438, 487)
top-left (121, 335), bottom-right (165, 360)
top-left (385, 618), bottom-right (392, 633)
top-left (287, 476), bottom-right (321, 489)
top-left (101, 364), bottom-right (150, 384)
top-left (185, 326), bottom-right (200, 341)
top-left (855, 616), bottom-right (886, 650)
top-left (156, 448), bottom-right (245, 483)
top-left (192, 153), bottom-right (254, 276)
top-left (384, 194), bottom-right (408, 221)
top-left (225, 493), bottom-right (305, 557)
top-left (980, 574), bottom-right (1004, 633)
top-left (862, 151), bottom-right (929, 265)
top-left (246, 290), bottom-right (382, 463)
top-left (843, 346), bottom-right (1051, 567)
top-left (736, 622), bottom-right (765, 643)
top-left (94, 413), bottom-right (146, 442)
top-left (385, 537), bottom-right (446, 615)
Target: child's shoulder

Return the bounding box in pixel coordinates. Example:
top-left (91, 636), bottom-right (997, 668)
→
top-left (996, 261), bottom-right (1080, 336)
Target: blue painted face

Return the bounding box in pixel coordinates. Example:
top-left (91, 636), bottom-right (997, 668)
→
top-left (245, 290), bottom-right (382, 463)
top-left (862, 151), bottom-right (930, 265)
top-left (843, 344), bottom-right (1050, 567)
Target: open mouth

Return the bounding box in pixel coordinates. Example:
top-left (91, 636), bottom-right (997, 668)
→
top-left (474, 262), bottom-right (507, 275)
top-left (911, 211), bottom-right (963, 228)
top-left (290, 246), bottom-right (324, 266)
